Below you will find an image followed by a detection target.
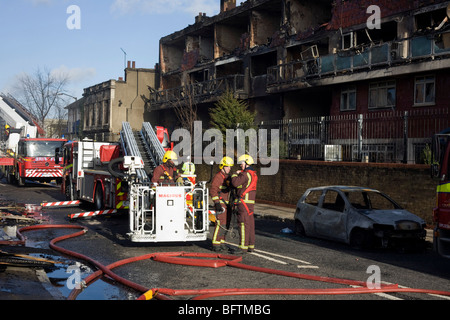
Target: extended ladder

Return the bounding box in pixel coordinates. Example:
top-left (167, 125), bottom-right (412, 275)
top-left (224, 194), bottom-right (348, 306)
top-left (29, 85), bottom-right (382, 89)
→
top-left (120, 122), bottom-right (166, 184)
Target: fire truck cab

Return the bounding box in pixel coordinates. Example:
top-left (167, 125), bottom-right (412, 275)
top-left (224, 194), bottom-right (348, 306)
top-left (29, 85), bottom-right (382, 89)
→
top-left (7, 138), bottom-right (67, 186)
top-left (432, 129), bottom-right (450, 258)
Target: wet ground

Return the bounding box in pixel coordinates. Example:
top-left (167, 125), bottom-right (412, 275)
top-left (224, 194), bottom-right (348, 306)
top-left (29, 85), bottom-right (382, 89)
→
top-left (0, 185), bottom-right (136, 300)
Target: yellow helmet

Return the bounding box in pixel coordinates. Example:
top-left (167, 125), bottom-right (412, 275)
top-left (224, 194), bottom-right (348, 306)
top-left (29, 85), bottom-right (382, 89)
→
top-left (162, 150), bottom-right (178, 164)
top-left (219, 156), bottom-right (234, 170)
top-left (237, 154), bottom-right (254, 165)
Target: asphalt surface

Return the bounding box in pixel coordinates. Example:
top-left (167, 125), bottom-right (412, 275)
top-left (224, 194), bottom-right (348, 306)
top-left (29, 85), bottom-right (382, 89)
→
top-left (0, 198), bottom-right (435, 301)
top-left (0, 202), bottom-right (297, 300)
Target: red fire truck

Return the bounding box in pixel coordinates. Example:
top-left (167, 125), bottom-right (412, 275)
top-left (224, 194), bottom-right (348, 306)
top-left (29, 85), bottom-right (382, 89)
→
top-left (58, 139), bottom-right (128, 210)
top-left (57, 122), bottom-right (210, 244)
top-left (58, 124), bottom-right (173, 210)
top-left (4, 138), bottom-right (67, 186)
top-left (432, 129), bottom-right (450, 258)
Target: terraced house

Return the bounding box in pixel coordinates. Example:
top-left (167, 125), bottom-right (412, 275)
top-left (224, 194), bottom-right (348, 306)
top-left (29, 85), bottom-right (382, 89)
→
top-left (144, 0), bottom-right (450, 163)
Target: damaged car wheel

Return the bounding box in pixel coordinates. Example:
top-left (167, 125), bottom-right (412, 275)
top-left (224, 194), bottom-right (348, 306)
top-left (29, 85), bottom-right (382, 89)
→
top-left (294, 220), bottom-right (306, 236)
top-left (350, 228), bottom-right (371, 249)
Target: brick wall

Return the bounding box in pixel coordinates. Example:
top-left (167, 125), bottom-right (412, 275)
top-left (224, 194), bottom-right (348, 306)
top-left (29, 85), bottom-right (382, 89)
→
top-left (195, 160), bottom-right (436, 225)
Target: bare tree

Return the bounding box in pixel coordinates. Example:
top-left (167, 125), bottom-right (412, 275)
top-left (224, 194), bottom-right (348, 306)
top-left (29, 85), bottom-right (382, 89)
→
top-left (172, 82), bottom-right (198, 137)
top-left (16, 67), bottom-right (70, 131)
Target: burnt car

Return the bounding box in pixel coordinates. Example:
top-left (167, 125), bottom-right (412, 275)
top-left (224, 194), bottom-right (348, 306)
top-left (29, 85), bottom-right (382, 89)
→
top-left (294, 186), bottom-right (426, 249)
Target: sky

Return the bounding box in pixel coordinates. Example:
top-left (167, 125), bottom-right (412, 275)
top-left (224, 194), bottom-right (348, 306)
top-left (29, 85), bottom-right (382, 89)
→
top-left (0, 0), bottom-right (245, 100)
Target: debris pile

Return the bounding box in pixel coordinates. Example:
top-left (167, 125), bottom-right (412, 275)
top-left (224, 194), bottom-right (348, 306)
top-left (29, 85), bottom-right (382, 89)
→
top-left (0, 199), bottom-right (47, 245)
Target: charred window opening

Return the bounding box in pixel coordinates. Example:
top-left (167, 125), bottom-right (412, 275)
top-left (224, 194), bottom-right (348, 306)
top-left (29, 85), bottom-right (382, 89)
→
top-left (216, 60), bottom-right (243, 78)
top-left (189, 69), bottom-right (210, 83)
top-left (251, 51), bottom-right (277, 77)
top-left (415, 8), bottom-right (448, 32)
top-left (354, 21), bottom-right (398, 48)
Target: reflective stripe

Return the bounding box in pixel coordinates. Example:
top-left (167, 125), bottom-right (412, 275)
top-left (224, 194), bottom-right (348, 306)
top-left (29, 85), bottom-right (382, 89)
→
top-left (239, 223), bottom-right (248, 249)
top-left (212, 221), bottom-right (221, 245)
top-left (437, 182), bottom-right (450, 193)
top-left (246, 172), bottom-right (252, 188)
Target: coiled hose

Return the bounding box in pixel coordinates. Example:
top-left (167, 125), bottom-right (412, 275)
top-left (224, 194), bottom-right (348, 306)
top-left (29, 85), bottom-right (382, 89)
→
top-left (16, 224), bottom-right (450, 300)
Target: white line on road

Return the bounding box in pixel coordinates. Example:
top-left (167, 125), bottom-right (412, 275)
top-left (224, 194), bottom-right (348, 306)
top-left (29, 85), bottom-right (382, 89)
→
top-left (383, 281), bottom-right (450, 300)
top-left (225, 241), bottom-right (319, 268)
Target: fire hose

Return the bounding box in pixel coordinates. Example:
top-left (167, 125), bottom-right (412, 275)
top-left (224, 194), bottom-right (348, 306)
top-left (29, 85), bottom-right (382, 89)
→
top-left (15, 224), bottom-right (450, 300)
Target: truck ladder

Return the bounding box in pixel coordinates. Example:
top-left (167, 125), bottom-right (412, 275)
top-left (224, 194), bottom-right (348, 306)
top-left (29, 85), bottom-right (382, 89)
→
top-left (120, 122), bottom-right (167, 183)
top-left (120, 122), bottom-right (150, 183)
top-left (141, 122), bottom-right (165, 168)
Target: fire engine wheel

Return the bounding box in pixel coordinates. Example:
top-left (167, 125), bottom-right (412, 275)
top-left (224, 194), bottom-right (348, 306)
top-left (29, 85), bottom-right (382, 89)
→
top-left (65, 180), bottom-right (77, 201)
top-left (94, 185), bottom-right (104, 210)
top-left (16, 171), bottom-right (25, 187)
top-left (6, 169), bottom-right (14, 184)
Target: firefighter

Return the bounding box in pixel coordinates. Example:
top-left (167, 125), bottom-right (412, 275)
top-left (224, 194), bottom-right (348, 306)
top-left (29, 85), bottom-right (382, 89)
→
top-left (210, 156), bottom-right (234, 252)
top-left (231, 154), bottom-right (258, 253)
top-left (180, 158), bottom-right (196, 185)
top-left (151, 150), bottom-right (180, 184)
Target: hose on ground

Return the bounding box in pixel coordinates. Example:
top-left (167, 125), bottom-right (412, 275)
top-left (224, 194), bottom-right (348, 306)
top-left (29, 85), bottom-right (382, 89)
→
top-left (15, 224), bottom-right (450, 300)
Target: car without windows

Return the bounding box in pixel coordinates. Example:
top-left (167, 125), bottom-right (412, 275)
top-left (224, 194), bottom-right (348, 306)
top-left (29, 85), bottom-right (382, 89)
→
top-left (294, 186), bottom-right (427, 249)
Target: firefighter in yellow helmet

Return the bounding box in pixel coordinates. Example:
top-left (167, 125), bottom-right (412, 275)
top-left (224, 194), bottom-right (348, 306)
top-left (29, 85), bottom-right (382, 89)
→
top-left (231, 154), bottom-right (258, 253)
top-left (151, 150), bottom-right (180, 184)
top-left (210, 156), bottom-right (234, 252)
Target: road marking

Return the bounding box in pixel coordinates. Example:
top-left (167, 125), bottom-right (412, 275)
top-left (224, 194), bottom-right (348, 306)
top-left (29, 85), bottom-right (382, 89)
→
top-left (224, 241), bottom-right (319, 268)
top-left (383, 281), bottom-right (450, 301)
top-left (350, 284), bottom-right (403, 300)
top-left (249, 251), bottom-right (288, 264)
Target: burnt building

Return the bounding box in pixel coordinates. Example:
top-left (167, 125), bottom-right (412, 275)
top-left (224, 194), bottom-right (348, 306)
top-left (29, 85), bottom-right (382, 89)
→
top-left (146, 0), bottom-right (450, 162)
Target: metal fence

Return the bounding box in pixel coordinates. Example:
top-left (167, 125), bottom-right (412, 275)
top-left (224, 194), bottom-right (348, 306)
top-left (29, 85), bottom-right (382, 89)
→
top-left (258, 108), bottom-right (449, 163)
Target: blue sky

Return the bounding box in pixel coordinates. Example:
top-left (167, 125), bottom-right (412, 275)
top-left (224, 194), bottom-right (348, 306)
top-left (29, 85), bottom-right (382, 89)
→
top-left (0, 0), bottom-right (245, 100)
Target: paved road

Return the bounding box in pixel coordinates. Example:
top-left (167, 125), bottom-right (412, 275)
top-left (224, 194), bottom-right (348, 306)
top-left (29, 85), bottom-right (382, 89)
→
top-left (1, 179), bottom-right (450, 305)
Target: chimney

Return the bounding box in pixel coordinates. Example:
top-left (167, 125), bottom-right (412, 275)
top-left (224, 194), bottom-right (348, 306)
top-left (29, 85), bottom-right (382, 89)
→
top-left (127, 61), bottom-right (131, 69)
top-left (220, 0), bottom-right (236, 13)
top-left (132, 61), bottom-right (136, 68)
top-left (195, 12), bottom-right (206, 23)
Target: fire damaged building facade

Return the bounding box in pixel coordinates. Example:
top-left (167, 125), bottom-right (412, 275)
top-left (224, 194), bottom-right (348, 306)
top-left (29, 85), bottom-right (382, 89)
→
top-left (145, 0), bottom-right (450, 163)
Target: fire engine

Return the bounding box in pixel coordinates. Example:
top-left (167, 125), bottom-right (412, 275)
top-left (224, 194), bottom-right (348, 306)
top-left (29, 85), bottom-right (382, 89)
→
top-left (432, 128), bottom-right (450, 258)
top-left (0, 95), bottom-right (66, 186)
top-left (6, 138), bottom-right (67, 186)
top-left (58, 122), bottom-right (210, 243)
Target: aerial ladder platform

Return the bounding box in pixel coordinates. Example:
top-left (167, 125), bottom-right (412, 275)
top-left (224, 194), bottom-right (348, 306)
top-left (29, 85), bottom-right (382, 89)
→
top-left (118, 122), bottom-right (209, 243)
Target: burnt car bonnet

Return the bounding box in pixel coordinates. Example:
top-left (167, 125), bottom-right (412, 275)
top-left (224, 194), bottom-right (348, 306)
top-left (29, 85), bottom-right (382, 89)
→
top-left (356, 208), bottom-right (425, 226)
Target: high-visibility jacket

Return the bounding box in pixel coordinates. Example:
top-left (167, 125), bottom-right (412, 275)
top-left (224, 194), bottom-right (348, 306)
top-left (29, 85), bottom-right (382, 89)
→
top-left (151, 164), bottom-right (179, 184)
top-left (232, 167), bottom-right (258, 214)
top-left (210, 171), bottom-right (231, 205)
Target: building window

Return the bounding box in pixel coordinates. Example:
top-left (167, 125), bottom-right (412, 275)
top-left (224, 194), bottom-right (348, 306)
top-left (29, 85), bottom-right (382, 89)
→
top-left (340, 86), bottom-right (356, 111)
top-left (342, 32), bottom-right (355, 50)
top-left (103, 100), bottom-right (110, 125)
top-left (414, 75), bottom-right (435, 106)
top-left (369, 81), bottom-right (396, 109)
top-left (97, 102), bottom-right (103, 126)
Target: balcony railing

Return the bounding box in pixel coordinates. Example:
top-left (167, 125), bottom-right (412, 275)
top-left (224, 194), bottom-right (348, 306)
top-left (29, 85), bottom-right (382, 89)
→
top-left (268, 33), bottom-right (450, 86)
top-left (149, 74), bottom-right (245, 108)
